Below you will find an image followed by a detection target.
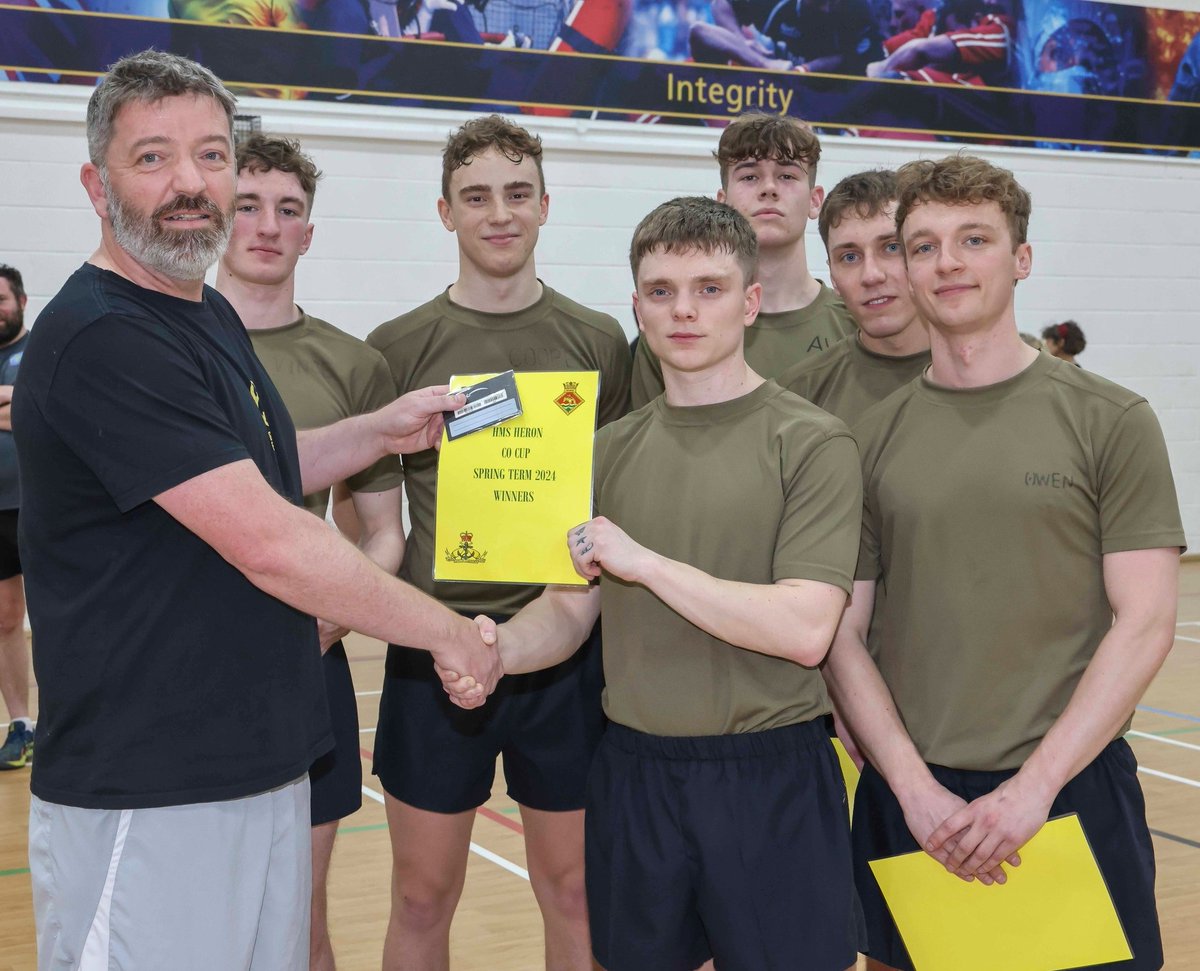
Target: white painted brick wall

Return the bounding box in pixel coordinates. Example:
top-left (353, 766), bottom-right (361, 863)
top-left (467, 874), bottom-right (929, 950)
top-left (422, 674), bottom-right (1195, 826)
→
top-left (1, 82), bottom-right (1197, 546)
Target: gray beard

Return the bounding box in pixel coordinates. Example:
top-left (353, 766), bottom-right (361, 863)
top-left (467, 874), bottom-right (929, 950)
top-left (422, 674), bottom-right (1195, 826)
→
top-left (102, 170), bottom-right (233, 283)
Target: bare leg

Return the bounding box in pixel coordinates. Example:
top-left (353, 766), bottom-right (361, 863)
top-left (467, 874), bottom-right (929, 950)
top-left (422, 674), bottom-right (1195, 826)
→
top-left (0, 575), bottom-right (28, 721)
top-left (311, 819), bottom-right (339, 971)
top-left (521, 806), bottom-right (591, 970)
top-left (381, 795), bottom-right (475, 971)
top-left (866, 959), bottom-right (902, 971)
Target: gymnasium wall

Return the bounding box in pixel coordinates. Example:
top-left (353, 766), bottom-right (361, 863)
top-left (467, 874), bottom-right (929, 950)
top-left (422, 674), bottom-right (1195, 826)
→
top-left (1, 82), bottom-right (1197, 547)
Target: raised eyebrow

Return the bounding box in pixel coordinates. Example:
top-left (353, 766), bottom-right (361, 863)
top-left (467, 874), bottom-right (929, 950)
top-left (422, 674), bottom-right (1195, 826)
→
top-left (456, 184), bottom-right (491, 197)
top-left (504, 180), bottom-right (535, 191)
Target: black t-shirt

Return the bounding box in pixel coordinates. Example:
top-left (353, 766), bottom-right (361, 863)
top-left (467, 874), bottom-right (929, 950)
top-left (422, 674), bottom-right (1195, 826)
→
top-left (0, 331), bottom-right (28, 511)
top-left (13, 264), bottom-right (331, 810)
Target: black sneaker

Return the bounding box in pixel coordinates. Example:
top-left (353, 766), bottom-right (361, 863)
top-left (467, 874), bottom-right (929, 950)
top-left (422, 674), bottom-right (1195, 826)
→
top-left (0, 721), bottom-right (33, 769)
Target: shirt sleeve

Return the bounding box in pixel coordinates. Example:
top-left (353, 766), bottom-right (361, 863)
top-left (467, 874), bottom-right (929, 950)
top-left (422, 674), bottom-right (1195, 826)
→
top-left (1097, 401), bottom-right (1186, 554)
top-left (774, 431), bottom-right (863, 593)
top-left (948, 15), bottom-right (1012, 67)
top-left (42, 313), bottom-right (254, 513)
top-left (630, 337), bottom-right (665, 410)
top-left (597, 332), bottom-right (633, 430)
top-left (855, 438), bottom-right (882, 581)
top-left (346, 350), bottom-right (406, 494)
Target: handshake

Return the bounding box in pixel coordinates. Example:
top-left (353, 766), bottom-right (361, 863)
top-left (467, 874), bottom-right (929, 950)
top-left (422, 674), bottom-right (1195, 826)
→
top-left (433, 614), bottom-right (505, 709)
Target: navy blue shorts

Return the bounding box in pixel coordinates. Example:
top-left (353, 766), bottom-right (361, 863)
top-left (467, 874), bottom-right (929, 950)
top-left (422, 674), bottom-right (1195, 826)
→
top-left (852, 738), bottom-right (1161, 970)
top-left (0, 508), bottom-right (19, 580)
top-left (373, 615), bottom-right (604, 814)
top-left (586, 718), bottom-right (865, 971)
top-left (309, 640), bottom-right (362, 826)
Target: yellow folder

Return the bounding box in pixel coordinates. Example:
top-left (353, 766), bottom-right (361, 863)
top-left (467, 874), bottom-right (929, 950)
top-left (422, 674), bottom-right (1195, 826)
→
top-left (868, 814), bottom-right (1131, 971)
top-left (435, 371), bottom-right (599, 586)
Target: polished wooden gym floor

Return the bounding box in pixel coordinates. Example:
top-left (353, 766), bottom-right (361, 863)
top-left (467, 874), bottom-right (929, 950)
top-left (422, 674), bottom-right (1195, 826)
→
top-left (2, 562), bottom-right (1199, 970)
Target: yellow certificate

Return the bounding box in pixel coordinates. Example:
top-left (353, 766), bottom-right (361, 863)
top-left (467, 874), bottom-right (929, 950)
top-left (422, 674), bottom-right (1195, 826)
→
top-left (868, 814), bottom-right (1131, 971)
top-left (434, 371), bottom-right (599, 586)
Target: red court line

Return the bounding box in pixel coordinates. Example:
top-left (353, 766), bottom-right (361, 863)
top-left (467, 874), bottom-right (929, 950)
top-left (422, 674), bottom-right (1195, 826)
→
top-left (477, 805), bottom-right (525, 834)
top-left (359, 746), bottom-right (526, 835)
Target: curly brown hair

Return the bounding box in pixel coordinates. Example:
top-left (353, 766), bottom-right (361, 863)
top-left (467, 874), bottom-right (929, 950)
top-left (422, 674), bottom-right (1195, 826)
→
top-left (236, 134), bottom-right (323, 211)
top-left (818, 169), bottom-right (898, 248)
top-left (714, 113), bottom-right (821, 188)
top-left (442, 115), bottom-right (545, 200)
top-left (895, 154), bottom-right (1031, 249)
top-left (629, 196), bottom-right (758, 285)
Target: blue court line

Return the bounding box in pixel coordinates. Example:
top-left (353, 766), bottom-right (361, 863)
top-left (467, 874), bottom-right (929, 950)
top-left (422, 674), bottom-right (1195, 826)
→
top-left (1136, 704), bottom-right (1200, 724)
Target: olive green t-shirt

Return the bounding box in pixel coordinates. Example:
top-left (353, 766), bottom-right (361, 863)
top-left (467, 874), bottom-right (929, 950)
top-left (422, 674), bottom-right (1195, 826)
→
top-left (367, 285), bottom-right (632, 616)
top-left (630, 281), bottom-right (856, 408)
top-left (249, 312), bottom-right (403, 518)
top-left (854, 352), bottom-right (1185, 771)
top-left (779, 335), bottom-right (931, 427)
top-left (596, 381), bottom-right (861, 736)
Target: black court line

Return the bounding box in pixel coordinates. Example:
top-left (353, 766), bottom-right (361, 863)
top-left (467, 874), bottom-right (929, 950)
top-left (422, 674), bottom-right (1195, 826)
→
top-left (1150, 828), bottom-right (1200, 851)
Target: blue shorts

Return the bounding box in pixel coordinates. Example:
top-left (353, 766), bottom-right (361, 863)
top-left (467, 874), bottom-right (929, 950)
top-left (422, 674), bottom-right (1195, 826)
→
top-left (852, 738), bottom-right (1161, 970)
top-left (373, 616), bottom-right (604, 814)
top-left (0, 508), bottom-right (20, 580)
top-left (586, 718), bottom-right (865, 971)
top-left (309, 641), bottom-right (362, 826)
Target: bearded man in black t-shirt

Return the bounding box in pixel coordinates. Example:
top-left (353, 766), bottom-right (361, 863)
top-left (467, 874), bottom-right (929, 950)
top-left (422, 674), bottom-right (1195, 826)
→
top-left (13, 49), bottom-right (501, 970)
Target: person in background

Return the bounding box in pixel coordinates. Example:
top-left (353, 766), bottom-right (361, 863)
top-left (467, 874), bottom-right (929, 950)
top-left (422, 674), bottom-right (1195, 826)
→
top-left (1041, 319), bottom-right (1085, 365)
top-left (780, 168), bottom-right (930, 427)
top-left (632, 112), bottom-right (855, 407)
top-left (0, 263), bottom-right (33, 770)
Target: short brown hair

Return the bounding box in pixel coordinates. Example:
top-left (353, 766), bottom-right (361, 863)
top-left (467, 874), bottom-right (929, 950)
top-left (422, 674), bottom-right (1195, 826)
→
top-left (895, 154), bottom-right (1032, 248)
top-left (236, 134), bottom-right (323, 212)
top-left (714, 112), bottom-right (821, 188)
top-left (818, 169), bottom-right (898, 248)
top-left (629, 196), bottom-right (758, 285)
top-left (442, 115), bottom-right (545, 200)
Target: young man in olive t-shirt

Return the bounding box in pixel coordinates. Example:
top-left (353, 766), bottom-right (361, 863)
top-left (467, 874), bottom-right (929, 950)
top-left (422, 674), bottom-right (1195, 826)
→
top-left (446, 197), bottom-right (863, 971)
top-left (780, 169), bottom-right (930, 427)
top-left (822, 155), bottom-right (1183, 971)
top-left (631, 113), bottom-right (855, 407)
top-left (217, 134), bottom-right (405, 971)
top-left (366, 116), bottom-right (631, 971)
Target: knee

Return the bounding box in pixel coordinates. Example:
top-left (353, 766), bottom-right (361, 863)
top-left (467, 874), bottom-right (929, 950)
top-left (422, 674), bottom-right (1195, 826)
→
top-left (532, 864), bottom-right (588, 923)
top-left (390, 872), bottom-right (462, 933)
top-left (0, 604), bottom-right (24, 637)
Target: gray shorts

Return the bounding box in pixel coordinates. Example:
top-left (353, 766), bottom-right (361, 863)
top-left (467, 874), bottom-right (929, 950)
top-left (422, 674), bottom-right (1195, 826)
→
top-left (30, 777), bottom-right (311, 971)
